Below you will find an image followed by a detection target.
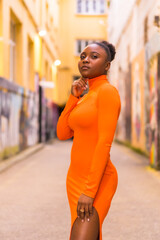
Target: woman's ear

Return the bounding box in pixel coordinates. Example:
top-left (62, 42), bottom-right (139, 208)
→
top-left (105, 61), bottom-right (111, 72)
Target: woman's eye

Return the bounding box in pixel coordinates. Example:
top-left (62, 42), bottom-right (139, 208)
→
top-left (92, 55), bottom-right (98, 59)
top-left (80, 55), bottom-right (85, 60)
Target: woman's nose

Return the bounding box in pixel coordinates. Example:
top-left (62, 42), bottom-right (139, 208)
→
top-left (82, 56), bottom-right (89, 63)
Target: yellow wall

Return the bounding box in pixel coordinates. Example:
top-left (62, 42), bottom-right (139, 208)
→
top-left (58, 0), bottom-right (108, 106)
top-left (0, 0), bottom-right (60, 102)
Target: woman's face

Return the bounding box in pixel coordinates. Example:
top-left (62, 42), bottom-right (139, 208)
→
top-left (78, 44), bottom-right (110, 79)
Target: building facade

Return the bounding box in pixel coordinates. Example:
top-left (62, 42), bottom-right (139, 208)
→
top-left (0, 0), bottom-right (60, 159)
top-left (108, 0), bottom-right (160, 169)
top-left (58, 0), bottom-right (108, 106)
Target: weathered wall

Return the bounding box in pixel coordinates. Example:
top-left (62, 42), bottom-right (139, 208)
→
top-left (0, 77), bottom-right (38, 160)
top-left (108, 0), bottom-right (160, 168)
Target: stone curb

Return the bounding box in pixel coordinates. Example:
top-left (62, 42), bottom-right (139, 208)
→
top-left (0, 143), bottom-right (44, 173)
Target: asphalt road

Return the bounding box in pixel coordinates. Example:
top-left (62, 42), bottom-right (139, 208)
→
top-left (0, 140), bottom-right (160, 240)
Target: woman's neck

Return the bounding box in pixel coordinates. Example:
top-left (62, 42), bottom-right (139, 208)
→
top-left (87, 75), bottom-right (108, 91)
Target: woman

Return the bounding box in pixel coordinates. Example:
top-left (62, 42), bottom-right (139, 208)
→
top-left (57, 41), bottom-right (121, 240)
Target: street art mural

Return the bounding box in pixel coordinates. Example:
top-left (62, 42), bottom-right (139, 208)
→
top-left (149, 55), bottom-right (158, 167)
top-left (131, 50), bottom-right (146, 150)
top-left (115, 68), bottom-right (126, 141)
top-left (117, 68), bottom-right (132, 142)
top-left (132, 62), bottom-right (141, 141)
top-left (145, 32), bottom-right (160, 169)
top-left (0, 90), bottom-right (22, 158)
top-left (26, 91), bottom-right (39, 146)
top-left (0, 78), bottom-right (39, 160)
top-left (144, 49), bottom-right (150, 152)
top-left (0, 91), bottom-right (12, 155)
top-left (0, 76), bottom-right (60, 161)
top-left (124, 65), bottom-right (132, 142)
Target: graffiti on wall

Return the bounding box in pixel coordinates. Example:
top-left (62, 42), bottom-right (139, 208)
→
top-left (0, 76), bottom-right (59, 160)
top-left (26, 91), bottom-right (39, 146)
top-left (0, 91), bottom-right (12, 153)
top-left (0, 78), bottom-right (39, 159)
top-left (19, 91), bottom-right (39, 150)
top-left (149, 55), bottom-right (158, 167)
top-left (132, 63), bottom-right (141, 141)
top-left (144, 48), bottom-right (150, 152)
top-left (145, 32), bottom-right (160, 168)
top-left (115, 68), bottom-right (126, 141)
top-left (125, 64), bottom-right (132, 141)
top-left (131, 49), bottom-right (146, 150)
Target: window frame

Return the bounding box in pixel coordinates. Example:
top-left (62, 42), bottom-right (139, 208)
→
top-left (76, 0), bottom-right (106, 15)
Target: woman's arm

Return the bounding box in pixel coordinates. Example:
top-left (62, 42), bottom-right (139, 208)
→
top-left (57, 77), bottom-right (88, 140)
top-left (82, 84), bottom-right (121, 198)
top-left (56, 94), bottom-right (79, 140)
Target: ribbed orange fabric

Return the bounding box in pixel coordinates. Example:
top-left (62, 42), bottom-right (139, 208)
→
top-left (57, 75), bottom-right (121, 240)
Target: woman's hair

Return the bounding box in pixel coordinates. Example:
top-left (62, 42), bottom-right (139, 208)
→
top-left (94, 41), bottom-right (116, 62)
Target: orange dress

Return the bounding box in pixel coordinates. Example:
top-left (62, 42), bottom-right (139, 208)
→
top-left (57, 75), bottom-right (121, 240)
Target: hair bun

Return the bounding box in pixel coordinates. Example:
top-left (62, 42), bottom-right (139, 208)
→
top-left (101, 41), bottom-right (116, 61)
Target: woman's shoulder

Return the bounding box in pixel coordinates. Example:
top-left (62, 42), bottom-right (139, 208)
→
top-left (98, 82), bottom-right (120, 100)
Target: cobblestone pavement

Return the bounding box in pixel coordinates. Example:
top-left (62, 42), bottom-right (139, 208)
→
top-left (0, 140), bottom-right (160, 240)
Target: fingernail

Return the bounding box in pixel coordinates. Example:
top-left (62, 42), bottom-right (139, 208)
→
top-left (87, 218), bottom-right (90, 222)
top-left (82, 219), bottom-right (84, 222)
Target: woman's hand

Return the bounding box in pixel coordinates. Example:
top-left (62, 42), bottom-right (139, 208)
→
top-left (77, 193), bottom-right (94, 222)
top-left (71, 77), bottom-right (88, 98)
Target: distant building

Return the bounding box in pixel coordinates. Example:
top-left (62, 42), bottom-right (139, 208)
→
top-left (108, 0), bottom-right (160, 169)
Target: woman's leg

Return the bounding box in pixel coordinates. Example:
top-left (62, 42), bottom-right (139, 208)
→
top-left (70, 207), bottom-right (99, 240)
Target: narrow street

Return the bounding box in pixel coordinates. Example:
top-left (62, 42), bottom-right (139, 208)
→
top-left (0, 140), bottom-right (160, 240)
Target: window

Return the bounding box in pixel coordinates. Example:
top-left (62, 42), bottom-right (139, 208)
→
top-left (75, 39), bottom-right (99, 55)
top-left (77, 0), bottom-right (82, 13)
top-left (100, 0), bottom-right (105, 13)
top-left (93, 0), bottom-right (96, 12)
top-left (10, 20), bottom-right (16, 82)
top-left (10, 12), bottom-right (22, 84)
top-left (86, 0), bottom-right (89, 12)
top-left (76, 0), bottom-right (106, 14)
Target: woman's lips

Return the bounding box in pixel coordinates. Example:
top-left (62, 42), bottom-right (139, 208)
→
top-left (81, 66), bottom-right (90, 70)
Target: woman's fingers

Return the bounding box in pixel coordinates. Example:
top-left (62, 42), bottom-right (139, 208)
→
top-left (77, 203), bottom-right (80, 218)
top-left (77, 203), bottom-right (92, 222)
top-left (80, 80), bottom-right (88, 90)
top-left (71, 77), bottom-right (88, 97)
top-left (77, 194), bottom-right (94, 222)
top-left (89, 203), bottom-right (93, 217)
top-left (79, 78), bottom-right (88, 88)
top-left (73, 79), bottom-right (88, 90)
top-left (78, 204), bottom-right (85, 222)
top-left (81, 77), bottom-right (89, 84)
top-left (75, 80), bottom-right (87, 91)
top-left (77, 202), bottom-right (83, 220)
top-left (73, 81), bottom-right (85, 93)
top-left (84, 204), bottom-right (90, 221)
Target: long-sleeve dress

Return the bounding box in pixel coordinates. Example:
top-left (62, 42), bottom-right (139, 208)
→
top-left (57, 74), bottom-right (121, 240)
